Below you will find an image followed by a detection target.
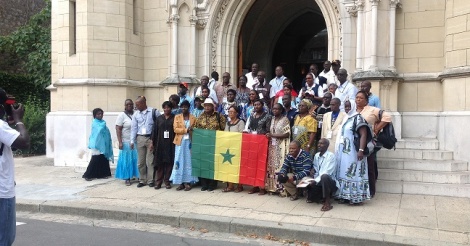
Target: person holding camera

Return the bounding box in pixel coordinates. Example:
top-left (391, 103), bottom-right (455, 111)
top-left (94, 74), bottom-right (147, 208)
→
top-left (0, 88), bottom-right (30, 246)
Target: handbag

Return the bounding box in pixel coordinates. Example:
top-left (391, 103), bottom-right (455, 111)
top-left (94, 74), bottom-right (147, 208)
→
top-left (376, 110), bottom-right (397, 150)
top-left (352, 115), bottom-right (375, 156)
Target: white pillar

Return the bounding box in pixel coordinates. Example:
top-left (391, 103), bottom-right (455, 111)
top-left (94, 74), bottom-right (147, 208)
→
top-left (170, 6), bottom-right (179, 78)
top-left (369, 0), bottom-right (380, 71)
top-left (355, 1), bottom-right (365, 72)
top-left (190, 15), bottom-right (197, 78)
top-left (389, 0), bottom-right (400, 71)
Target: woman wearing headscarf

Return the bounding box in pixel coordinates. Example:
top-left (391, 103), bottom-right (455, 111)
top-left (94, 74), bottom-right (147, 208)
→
top-left (115, 99), bottom-right (139, 186)
top-left (171, 100), bottom-right (198, 191)
top-left (265, 103), bottom-right (291, 195)
top-left (83, 108), bottom-right (113, 181)
top-left (292, 99), bottom-right (317, 155)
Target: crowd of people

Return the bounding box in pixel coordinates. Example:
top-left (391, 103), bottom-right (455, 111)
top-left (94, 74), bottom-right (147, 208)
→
top-left (83, 60), bottom-right (392, 212)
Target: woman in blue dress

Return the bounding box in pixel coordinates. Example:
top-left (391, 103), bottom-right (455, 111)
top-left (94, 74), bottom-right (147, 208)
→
top-left (170, 100), bottom-right (198, 190)
top-left (115, 99), bottom-right (139, 185)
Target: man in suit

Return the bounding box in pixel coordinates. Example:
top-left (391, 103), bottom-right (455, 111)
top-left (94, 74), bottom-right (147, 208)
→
top-left (321, 98), bottom-right (346, 153)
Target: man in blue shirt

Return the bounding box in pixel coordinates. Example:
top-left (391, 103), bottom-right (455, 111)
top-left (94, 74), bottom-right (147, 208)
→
top-left (178, 82), bottom-right (194, 111)
top-left (278, 140), bottom-right (312, 201)
top-left (306, 138), bottom-right (339, 212)
top-left (360, 81), bottom-right (381, 108)
top-left (131, 96), bottom-right (161, 188)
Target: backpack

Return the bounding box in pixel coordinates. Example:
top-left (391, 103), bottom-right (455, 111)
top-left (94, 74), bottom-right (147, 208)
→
top-left (376, 110), bottom-right (397, 150)
top-left (352, 114), bottom-right (375, 156)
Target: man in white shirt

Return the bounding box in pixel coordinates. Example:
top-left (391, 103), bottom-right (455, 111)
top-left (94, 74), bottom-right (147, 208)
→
top-left (269, 66), bottom-right (286, 108)
top-left (245, 63), bottom-right (259, 90)
top-left (208, 71), bottom-right (219, 90)
top-left (0, 88), bottom-right (30, 246)
top-left (318, 60), bottom-right (336, 85)
top-left (306, 138), bottom-right (338, 212)
top-left (335, 68), bottom-right (358, 111)
top-left (193, 76), bottom-right (218, 104)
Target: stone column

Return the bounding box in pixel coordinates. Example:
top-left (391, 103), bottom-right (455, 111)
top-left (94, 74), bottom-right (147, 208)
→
top-left (369, 0), bottom-right (380, 71)
top-left (189, 14), bottom-right (198, 79)
top-left (169, 3), bottom-right (179, 78)
top-left (388, 0), bottom-right (400, 71)
top-left (355, 0), bottom-right (365, 72)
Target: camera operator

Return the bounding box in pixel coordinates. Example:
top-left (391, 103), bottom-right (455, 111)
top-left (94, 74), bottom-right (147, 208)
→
top-left (0, 88), bottom-right (30, 246)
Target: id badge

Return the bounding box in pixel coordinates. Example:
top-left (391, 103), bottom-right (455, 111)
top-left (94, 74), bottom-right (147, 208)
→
top-left (271, 138), bottom-right (278, 146)
top-left (293, 127), bottom-right (298, 135)
top-left (259, 93), bottom-right (264, 99)
top-left (326, 131), bottom-right (332, 139)
top-left (251, 131), bottom-right (257, 135)
top-left (164, 130), bottom-right (169, 139)
top-left (318, 121), bottom-right (323, 128)
top-left (142, 128), bottom-right (147, 135)
top-left (183, 134), bottom-right (189, 140)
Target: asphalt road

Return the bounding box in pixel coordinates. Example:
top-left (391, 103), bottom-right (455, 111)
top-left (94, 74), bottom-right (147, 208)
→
top-left (14, 218), bottom-right (259, 246)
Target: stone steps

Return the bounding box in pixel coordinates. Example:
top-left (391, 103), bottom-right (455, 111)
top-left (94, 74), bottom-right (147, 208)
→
top-left (378, 158), bottom-right (469, 172)
top-left (375, 138), bottom-right (469, 197)
top-left (376, 180), bottom-right (470, 198)
top-left (378, 169), bottom-right (470, 184)
top-left (394, 138), bottom-right (439, 150)
top-left (377, 148), bottom-right (453, 160)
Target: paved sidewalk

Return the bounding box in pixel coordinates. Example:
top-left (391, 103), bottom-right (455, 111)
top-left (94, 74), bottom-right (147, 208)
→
top-left (14, 156), bottom-right (470, 245)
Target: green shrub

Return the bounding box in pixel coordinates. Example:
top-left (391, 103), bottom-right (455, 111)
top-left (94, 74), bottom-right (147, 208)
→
top-left (17, 96), bottom-right (48, 155)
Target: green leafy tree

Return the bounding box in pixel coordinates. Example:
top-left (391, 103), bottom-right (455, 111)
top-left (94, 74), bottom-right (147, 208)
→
top-left (0, 0), bottom-right (51, 155)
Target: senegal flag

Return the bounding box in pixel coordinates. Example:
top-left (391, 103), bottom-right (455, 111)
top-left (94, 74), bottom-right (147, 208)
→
top-left (191, 129), bottom-right (268, 187)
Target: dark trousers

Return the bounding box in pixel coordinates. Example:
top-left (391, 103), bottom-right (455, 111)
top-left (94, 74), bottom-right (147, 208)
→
top-left (155, 162), bottom-right (174, 186)
top-left (199, 178), bottom-right (218, 189)
top-left (307, 174), bottom-right (337, 202)
top-left (367, 153), bottom-right (377, 197)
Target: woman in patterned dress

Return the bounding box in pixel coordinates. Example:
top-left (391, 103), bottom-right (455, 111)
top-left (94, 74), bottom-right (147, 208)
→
top-left (265, 103), bottom-right (290, 195)
top-left (335, 107), bottom-right (370, 205)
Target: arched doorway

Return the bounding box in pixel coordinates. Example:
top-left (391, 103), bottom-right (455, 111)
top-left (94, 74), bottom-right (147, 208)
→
top-left (238, 0), bottom-right (327, 90)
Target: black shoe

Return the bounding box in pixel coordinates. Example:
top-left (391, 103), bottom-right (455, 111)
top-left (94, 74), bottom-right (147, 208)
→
top-left (85, 178), bottom-right (92, 181)
top-left (201, 187), bottom-right (208, 191)
top-left (148, 182), bottom-right (155, 188)
top-left (207, 188), bottom-right (214, 192)
top-left (137, 183), bottom-right (146, 188)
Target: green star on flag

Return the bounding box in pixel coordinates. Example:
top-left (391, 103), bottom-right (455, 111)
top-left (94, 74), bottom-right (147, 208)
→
top-left (220, 149), bottom-right (235, 164)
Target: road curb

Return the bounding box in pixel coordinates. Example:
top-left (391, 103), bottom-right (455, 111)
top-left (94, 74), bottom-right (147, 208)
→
top-left (16, 200), bottom-right (463, 246)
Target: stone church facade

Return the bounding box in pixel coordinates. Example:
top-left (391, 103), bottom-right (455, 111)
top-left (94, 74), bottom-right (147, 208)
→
top-left (48, 0), bottom-right (470, 196)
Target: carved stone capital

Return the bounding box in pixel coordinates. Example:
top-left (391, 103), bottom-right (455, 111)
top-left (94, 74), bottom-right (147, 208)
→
top-left (167, 14), bottom-right (180, 24)
top-left (370, 0), bottom-right (381, 6)
top-left (346, 6), bottom-right (358, 17)
top-left (356, 0), bottom-right (365, 11)
top-left (189, 15), bottom-right (198, 25)
top-left (196, 19), bottom-right (208, 29)
top-left (390, 0), bottom-right (401, 8)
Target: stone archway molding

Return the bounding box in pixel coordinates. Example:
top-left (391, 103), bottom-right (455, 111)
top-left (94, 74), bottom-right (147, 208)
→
top-left (208, 0), bottom-right (343, 76)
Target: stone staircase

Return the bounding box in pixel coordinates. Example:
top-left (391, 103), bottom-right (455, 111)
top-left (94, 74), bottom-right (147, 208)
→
top-left (376, 138), bottom-right (470, 198)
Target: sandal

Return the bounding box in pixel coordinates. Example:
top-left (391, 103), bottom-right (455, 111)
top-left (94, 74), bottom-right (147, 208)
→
top-left (176, 184), bottom-right (185, 191)
top-left (258, 189), bottom-right (267, 195)
top-left (234, 185), bottom-right (244, 193)
top-left (290, 194), bottom-right (299, 201)
top-left (321, 204), bottom-right (334, 211)
top-left (184, 184), bottom-right (192, 191)
top-left (248, 187), bottom-right (260, 194)
top-left (222, 187), bottom-right (235, 192)
top-left (165, 184), bottom-right (172, 189)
